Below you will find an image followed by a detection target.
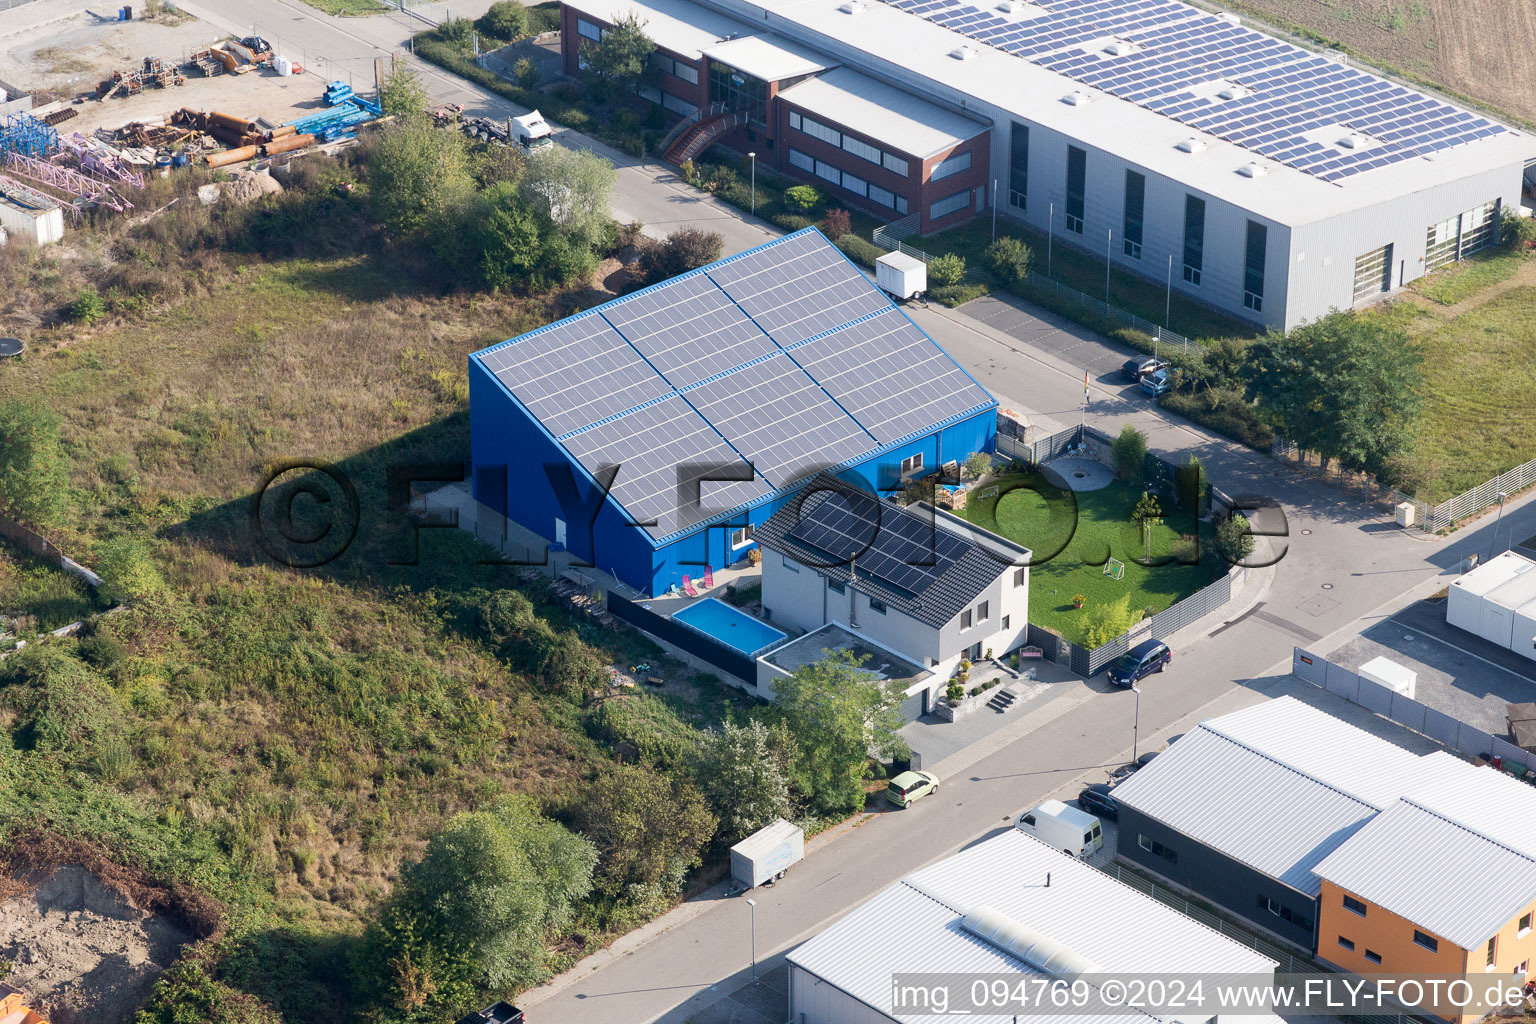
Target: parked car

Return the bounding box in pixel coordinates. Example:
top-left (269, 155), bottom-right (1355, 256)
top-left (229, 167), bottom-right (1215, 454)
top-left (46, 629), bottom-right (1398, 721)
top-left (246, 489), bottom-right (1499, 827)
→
top-left (1135, 750), bottom-right (1160, 769)
top-left (886, 770), bottom-right (940, 809)
top-left (1014, 798), bottom-right (1103, 857)
top-left (1107, 638), bottom-right (1172, 687)
top-left (456, 1002), bottom-right (523, 1024)
top-left (1077, 783), bottom-right (1119, 820)
top-left (1139, 368), bottom-right (1173, 396)
top-left (1121, 356), bottom-right (1166, 383)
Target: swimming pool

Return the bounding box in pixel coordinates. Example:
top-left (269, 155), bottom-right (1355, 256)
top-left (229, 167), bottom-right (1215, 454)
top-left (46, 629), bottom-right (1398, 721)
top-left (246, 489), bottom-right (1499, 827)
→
top-left (671, 597), bottom-right (787, 656)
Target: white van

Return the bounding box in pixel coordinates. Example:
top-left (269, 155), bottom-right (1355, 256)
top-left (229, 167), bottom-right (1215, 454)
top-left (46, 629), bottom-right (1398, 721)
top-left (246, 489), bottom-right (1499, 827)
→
top-left (1014, 799), bottom-right (1103, 858)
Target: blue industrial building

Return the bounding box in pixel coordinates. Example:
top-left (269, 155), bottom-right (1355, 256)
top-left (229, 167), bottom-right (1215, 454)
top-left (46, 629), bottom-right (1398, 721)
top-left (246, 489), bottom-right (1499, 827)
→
top-left (468, 228), bottom-right (997, 597)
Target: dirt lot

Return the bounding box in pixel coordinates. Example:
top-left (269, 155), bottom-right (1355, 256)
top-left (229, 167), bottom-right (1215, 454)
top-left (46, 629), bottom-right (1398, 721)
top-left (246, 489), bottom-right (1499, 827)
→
top-left (0, 865), bottom-right (193, 1024)
top-left (1231, 0), bottom-right (1536, 125)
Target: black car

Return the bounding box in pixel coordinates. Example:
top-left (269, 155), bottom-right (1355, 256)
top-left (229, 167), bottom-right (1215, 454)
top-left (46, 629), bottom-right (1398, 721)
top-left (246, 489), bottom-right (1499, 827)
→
top-left (456, 1003), bottom-right (523, 1024)
top-left (1121, 356), bottom-right (1165, 383)
top-left (1078, 783), bottom-right (1118, 820)
top-left (1107, 638), bottom-right (1172, 687)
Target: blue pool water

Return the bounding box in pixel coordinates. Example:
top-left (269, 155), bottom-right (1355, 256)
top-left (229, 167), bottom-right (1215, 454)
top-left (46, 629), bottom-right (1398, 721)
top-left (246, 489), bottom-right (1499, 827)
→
top-left (671, 597), bottom-right (787, 656)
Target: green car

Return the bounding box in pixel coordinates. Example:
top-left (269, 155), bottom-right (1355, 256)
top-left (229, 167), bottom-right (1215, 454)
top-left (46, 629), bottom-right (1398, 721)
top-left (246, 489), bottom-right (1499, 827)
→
top-left (886, 770), bottom-right (940, 809)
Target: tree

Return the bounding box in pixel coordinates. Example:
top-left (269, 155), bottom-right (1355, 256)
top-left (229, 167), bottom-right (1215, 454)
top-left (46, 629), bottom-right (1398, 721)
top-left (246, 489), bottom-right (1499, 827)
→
top-left (927, 253), bottom-right (966, 287)
top-left (819, 208), bottom-right (851, 238)
top-left (1215, 512), bottom-right (1255, 567)
top-left (476, 182), bottom-right (546, 292)
top-left (354, 796), bottom-right (597, 1012)
top-left (770, 649), bottom-right (908, 815)
top-left (477, 0), bottom-right (527, 41)
top-left (1110, 424), bottom-right (1148, 482)
top-left (367, 119), bottom-right (473, 239)
top-left (963, 451), bottom-right (992, 480)
top-left (94, 538), bottom-right (169, 608)
top-left (513, 55), bottom-right (540, 89)
top-left (377, 56), bottom-right (429, 120)
top-left (782, 185), bottom-right (821, 213)
top-left (984, 236), bottom-right (1032, 285)
top-left (1243, 310), bottom-right (1423, 476)
top-left (638, 228), bottom-right (723, 284)
top-left (0, 398), bottom-right (69, 530)
top-left (518, 144), bottom-right (616, 247)
top-left (1130, 491), bottom-right (1163, 563)
top-left (695, 719), bottom-right (793, 844)
top-left (581, 12), bottom-right (655, 96)
top-left (568, 763), bottom-right (716, 901)
top-left (1080, 593), bottom-right (1140, 648)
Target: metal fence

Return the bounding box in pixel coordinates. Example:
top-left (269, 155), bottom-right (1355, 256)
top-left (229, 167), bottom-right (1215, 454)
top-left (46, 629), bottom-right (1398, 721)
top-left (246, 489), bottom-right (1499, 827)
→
top-left (1291, 648), bottom-right (1536, 774)
top-left (607, 592), bottom-right (757, 684)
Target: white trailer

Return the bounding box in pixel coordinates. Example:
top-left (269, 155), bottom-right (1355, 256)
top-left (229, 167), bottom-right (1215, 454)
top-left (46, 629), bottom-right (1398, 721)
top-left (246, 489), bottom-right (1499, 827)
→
top-left (1446, 551), bottom-right (1536, 638)
top-left (876, 250), bottom-right (926, 300)
top-left (730, 818), bottom-right (804, 888)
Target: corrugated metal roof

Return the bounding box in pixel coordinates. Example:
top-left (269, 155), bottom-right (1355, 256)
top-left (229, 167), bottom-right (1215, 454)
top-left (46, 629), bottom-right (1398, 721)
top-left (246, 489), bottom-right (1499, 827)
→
top-left (1109, 727), bottom-right (1379, 895)
top-left (1313, 799), bottom-right (1536, 949)
top-left (1450, 551), bottom-right (1536, 599)
top-left (777, 66), bottom-right (989, 159)
top-left (788, 831), bottom-right (1277, 1024)
top-left (1404, 751), bottom-right (1536, 859)
top-left (1484, 565), bottom-right (1536, 613)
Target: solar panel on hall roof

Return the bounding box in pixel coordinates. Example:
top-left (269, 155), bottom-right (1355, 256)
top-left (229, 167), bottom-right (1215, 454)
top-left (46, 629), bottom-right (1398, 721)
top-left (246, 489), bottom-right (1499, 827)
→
top-left (880, 0), bottom-right (1507, 180)
top-left (472, 229), bottom-right (996, 544)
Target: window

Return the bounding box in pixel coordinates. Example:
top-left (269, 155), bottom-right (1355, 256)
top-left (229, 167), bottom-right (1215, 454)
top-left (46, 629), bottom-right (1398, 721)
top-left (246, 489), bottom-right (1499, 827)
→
top-left (931, 189), bottom-right (970, 221)
top-left (1353, 243), bottom-right (1393, 303)
top-left (1008, 121), bottom-right (1029, 209)
top-left (883, 152), bottom-right (909, 176)
top-left (1338, 937), bottom-right (1356, 952)
top-left (1413, 931), bottom-right (1438, 953)
top-left (1183, 195), bottom-right (1205, 285)
top-left (828, 579), bottom-right (845, 595)
top-left (1244, 220), bottom-right (1267, 312)
top-left (931, 151), bottom-right (972, 181)
top-left (789, 148), bottom-right (814, 172)
top-left (708, 60), bottom-right (767, 124)
top-left (842, 135), bottom-right (882, 165)
top-left (789, 111), bottom-right (801, 131)
top-left (1365, 950), bottom-right (1383, 966)
top-left (976, 600), bottom-right (989, 623)
top-left (1001, 614), bottom-right (1010, 629)
top-left (868, 184), bottom-right (907, 214)
top-left (869, 598), bottom-right (886, 614)
top-left (1259, 896), bottom-right (1281, 917)
top-left (1488, 937), bottom-right (1498, 968)
top-left (1137, 833), bottom-right (1170, 859)
top-left (651, 53), bottom-right (699, 84)
top-left (1521, 913), bottom-right (1532, 936)
top-left (576, 17), bottom-right (602, 40)
top-left (731, 524), bottom-right (754, 549)
top-left (781, 553), bottom-right (800, 573)
top-left (960, 609), bottom-right (973, 630)
top-left (1517, 961), bottom-right (1529, 976)
top-left (1343, 895), bottom-right (1367, 917)
top-left (841, 172), bottom-right (868, 198)
top-left (799, 115), bottom-right (841, 147)
top-left (1012, 567), bottom-right (1026, 587)
top-left (1122, 170), bottom-right (1144, 259)
top-left (900, 452), bottom-right (924, 475)
top-left (815, 159), bottom-right (841, 185)
top-left (1065, 146), bottom-right (1086, 234)
top-left (661, 93), bottom-right (697, 117)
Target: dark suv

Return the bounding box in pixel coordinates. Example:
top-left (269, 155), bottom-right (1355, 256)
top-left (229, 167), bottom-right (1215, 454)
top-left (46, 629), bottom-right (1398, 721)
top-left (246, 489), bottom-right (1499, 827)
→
top-left (1121, 356), bottom-right (1166, 383)
top-left (1107, 639), bottom-right (1171, 687)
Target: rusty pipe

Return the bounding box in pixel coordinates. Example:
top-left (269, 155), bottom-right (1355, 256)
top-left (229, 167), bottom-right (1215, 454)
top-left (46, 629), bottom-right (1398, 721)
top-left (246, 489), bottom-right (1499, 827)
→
top-left (261, 133), bottom-right (314, 156)
top-left (204, 145), bottom-right (258, 168)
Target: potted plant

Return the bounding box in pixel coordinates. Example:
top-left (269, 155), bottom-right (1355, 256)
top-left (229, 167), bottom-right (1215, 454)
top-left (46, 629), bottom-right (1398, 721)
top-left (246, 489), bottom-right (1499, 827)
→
top-left (1009, 652), bottom-right (1020, 670)
top-left (984, 647), bottom-right (994, 661)
top-left (1072, 594), bottom-right (1086, 610)
top-left (747, 548), bottom-right (762, 566)
top-left (946, 679), bottom-right (965, 705)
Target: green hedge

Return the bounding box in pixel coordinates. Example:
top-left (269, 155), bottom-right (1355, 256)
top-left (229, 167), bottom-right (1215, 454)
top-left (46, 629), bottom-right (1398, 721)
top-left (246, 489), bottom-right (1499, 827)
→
top-left (1160, 390), bottom-right (1274, 451)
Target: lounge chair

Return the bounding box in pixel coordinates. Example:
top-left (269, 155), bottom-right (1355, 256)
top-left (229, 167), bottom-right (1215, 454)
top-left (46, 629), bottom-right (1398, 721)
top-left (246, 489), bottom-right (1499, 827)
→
top-left (682, 576), bottom-right (699, 597)
top-left (703, 567), bottom-right (716, 589)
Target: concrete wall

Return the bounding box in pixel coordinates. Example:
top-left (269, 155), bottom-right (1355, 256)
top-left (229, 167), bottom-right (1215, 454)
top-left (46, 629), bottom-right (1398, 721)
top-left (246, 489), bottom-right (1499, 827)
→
top-left (1116, 804), bottom-right (1319, 950)
top-left (790, 963), bottom-right (901, 1024)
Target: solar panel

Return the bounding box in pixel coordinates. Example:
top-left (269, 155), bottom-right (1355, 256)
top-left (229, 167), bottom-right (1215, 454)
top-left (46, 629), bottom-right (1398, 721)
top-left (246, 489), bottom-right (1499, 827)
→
top-left (561, 396), bottom-right (771, 539)
top-left (683, 353), bottom-right (878, 488)
top-left (787, 309), bottom-right (992, 443)
top-left (788, 486), bottom-right (970, 595)
top-left (598, 272), bottom-right (778, 388)
top-left (708, 231), bottom-right (889, 345)
top-left (478, 315), bottom-right (672, 438)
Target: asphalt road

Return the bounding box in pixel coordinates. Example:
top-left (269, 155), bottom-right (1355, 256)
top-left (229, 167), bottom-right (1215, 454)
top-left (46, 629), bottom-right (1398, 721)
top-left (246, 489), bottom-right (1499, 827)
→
top-left (170, 4), bottom-right (1536, 1017)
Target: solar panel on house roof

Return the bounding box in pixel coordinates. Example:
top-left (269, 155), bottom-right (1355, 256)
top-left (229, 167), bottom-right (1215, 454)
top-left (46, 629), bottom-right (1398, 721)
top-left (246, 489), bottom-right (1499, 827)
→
top-left (882, 0), bottom-right (1507, 180)
top-left (787, 484), bottom-right (971, 595)
top-left (472, 230), bottom-right (996, 544)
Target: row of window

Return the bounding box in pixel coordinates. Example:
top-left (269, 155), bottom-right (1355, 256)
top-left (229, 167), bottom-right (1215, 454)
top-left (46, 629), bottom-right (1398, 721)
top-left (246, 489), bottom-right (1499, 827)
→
top-left (959, 600), bottom-right (989, 631)
top-left (576, 16), bottom-right (602, 40)
top-left (1137, 833), bottom-right (1178, 864)
top-left (931, 189), bottom-right (971, 222)
top-left (651, 52), bottom-right (699, 85)
top-left (787, 111), bottom-right (910, 177)
top-left (930, 151), bottom-right (972, 182)
top-left (789, 148), bottom-right (908, 214)
top-left (1255, 895), bottom-right (1313, 932)
top-left (637, 85), bottom-right (698, 117)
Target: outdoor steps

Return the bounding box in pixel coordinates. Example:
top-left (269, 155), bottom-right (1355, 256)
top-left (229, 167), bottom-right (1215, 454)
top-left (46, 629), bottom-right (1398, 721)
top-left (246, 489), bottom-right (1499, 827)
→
top-left (985, 688), bottom-right (1018, 713)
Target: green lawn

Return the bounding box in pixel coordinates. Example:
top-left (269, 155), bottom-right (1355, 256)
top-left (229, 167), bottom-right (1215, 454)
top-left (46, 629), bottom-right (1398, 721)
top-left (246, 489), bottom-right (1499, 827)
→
top-left (1410, 248), bottom-right (1525, 305)
top-left (958, 474), bottom-right (1223, 646)
top-left (299, 0), bottom-right (389, 14)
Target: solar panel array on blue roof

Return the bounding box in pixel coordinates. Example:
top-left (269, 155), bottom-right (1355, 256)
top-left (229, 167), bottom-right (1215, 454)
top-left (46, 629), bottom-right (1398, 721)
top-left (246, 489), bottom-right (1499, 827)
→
top-left (475, 230), bottom-right (995, 542)
top-left (885, 0), bottom-right (1507, 181)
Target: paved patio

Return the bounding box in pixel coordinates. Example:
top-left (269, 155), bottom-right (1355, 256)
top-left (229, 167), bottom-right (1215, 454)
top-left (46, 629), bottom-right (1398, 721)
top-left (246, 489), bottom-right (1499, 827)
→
top-left (901, 659), bottom-right (1083, 765)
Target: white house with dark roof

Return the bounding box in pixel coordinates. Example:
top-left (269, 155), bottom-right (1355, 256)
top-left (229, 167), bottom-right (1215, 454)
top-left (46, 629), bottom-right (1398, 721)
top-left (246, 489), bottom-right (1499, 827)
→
top-left (754, 472), bottom-right (1029, 709)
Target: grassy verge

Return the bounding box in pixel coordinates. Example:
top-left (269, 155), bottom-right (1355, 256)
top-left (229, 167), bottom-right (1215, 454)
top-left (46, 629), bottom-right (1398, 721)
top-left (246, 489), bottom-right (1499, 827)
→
top-left (958, 475), bottom-right (1221, 646)
top-left (1409, 247), bottom-right (1525, 305)
top-left (297, 0), bottom-right (388, 14)
top-left (0, 546), bottom-right (101, 632)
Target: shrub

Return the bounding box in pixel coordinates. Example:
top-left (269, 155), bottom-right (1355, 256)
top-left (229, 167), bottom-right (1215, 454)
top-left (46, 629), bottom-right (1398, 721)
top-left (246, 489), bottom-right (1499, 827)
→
top-left (438, 14), bottom-right (476, 50)
top-left (677, 159), bottom-right (696, 184)
top-left (770, 212), bottom-right (813, 231)
top-left (927, 252), bottom-right (966, 287)
top-left (68, 285), bottom-right (107, 324)
top-left (1160, 389), bottom-right (1273, 450)
top-left (782, 185), bottom-right (821, 212)
top-left (514, 55), bottom-right (540, 88)
top-left (819, 208), bottom-right (851, 238)
top-left (478, 0), bottom-right (528, 40)
top-left (1110, 424), bottom-right (1149, 482)
top-left (835, 233), bottom-right (882, 268)
top-left (984, 236), bottom-right (1032, 285)
top-left (1081, 594), bottom-right (1141, 648)
top-left (586, 697), bottom-right (705, 771)
top-left (638, 228), bottom-right (723, 283)
top-left (1215, 512), bottom-right (1255, 567)
top-left (945, 679), bottom-right (965, 702)
top-left (1502, 212), bottom-right (1536, 250)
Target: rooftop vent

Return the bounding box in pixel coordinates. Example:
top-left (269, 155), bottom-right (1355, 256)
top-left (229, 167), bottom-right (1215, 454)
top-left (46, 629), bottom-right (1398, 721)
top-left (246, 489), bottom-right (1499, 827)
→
top-left (1216, 83), bottom-right (1250, 101)
top-left (1337, 130), bottom-right (1372, 150)
top-left (949, 44), bottom-right (979, 60)
top-left (1175, 137), bottom-right (1207, 153)
top-left (996, 0), bottom-right (1047, 16)
top-left (1237, 161), bottom-right (1268, 178)
top-left (1102, 38), bottom-right (1139, 57)
top-left (961, 907), bottom-right (1103, 978)
top-left (1062, 89), bottom-right (1092, 106)
top-left (838, 0), bottom-right (867, 12)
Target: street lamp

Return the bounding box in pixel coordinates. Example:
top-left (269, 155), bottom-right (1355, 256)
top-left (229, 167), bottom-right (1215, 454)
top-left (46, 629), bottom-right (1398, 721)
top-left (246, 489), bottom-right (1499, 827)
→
top-left (1131, 684), bottom-right (1142, 762)
top-left (745, 898), bottom-right (757, 979)
top-left (748, 152), bottom-right (757, 216)
top-left (1492, 491), bottom-right (1510, 559)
